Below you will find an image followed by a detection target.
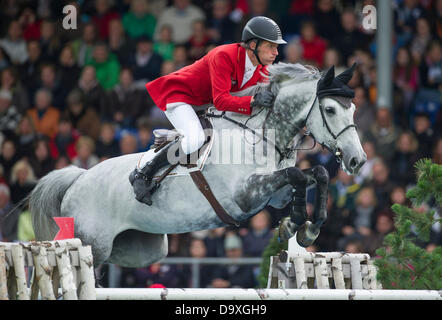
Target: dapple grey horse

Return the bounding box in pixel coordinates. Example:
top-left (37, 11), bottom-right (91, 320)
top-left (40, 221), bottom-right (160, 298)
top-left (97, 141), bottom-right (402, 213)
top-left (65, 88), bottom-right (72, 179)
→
top-left (30, 63), bottom-right (366, 267)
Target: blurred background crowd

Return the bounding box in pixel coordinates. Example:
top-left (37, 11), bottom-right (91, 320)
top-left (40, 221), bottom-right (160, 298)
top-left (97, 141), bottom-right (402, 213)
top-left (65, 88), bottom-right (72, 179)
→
top-left (0, 0), bottom-right (440, 288)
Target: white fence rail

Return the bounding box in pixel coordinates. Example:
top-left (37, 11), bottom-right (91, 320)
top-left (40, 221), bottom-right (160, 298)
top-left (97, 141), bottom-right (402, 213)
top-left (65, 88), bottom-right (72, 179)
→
top-left (95, 288), bottom-right (442, 300)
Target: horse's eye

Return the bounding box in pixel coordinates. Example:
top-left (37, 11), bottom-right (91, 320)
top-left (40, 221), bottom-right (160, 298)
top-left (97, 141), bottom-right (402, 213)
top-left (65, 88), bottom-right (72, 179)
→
top-left (325, 107), bottom-right (335, 115)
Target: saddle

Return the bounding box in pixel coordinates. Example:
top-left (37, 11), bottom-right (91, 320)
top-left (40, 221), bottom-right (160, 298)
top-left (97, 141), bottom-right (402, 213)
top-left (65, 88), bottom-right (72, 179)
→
top-left (143, 110), bottom-right (240, 227)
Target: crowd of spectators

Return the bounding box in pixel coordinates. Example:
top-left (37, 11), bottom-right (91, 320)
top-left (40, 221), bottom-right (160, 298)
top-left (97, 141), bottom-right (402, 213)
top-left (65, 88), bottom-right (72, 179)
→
top-left (0, 0), bottom-right (440, 288)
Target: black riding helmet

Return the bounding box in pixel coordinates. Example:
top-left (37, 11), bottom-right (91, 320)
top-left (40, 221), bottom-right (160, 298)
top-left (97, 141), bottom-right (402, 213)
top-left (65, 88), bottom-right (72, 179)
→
top-left (241, 16), bottom-right (286, 65)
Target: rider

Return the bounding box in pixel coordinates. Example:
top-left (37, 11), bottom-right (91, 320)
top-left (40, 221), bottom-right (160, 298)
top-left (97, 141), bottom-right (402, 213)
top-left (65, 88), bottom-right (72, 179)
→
top-left (130, 16), bottom-right (287, 205)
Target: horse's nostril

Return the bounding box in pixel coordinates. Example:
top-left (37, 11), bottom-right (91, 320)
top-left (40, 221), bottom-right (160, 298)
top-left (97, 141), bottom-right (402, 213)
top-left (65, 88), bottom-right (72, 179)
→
top-left (349, 157), bottom-right (358, 169)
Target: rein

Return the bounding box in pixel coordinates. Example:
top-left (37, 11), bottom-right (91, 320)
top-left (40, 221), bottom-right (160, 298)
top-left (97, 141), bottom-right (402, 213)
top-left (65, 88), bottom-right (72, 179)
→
top-left (206, 92), bottom-right (358, 163)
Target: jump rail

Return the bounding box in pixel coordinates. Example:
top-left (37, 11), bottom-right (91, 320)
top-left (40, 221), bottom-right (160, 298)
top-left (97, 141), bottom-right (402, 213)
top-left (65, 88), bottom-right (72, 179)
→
top-left (95, 288), bottom-right (442, 300)
top-left (0, 239), bottom-right (95, 300)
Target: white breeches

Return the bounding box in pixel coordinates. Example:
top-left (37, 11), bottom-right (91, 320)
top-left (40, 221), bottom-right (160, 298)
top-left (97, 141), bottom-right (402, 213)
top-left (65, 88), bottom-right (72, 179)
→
top-left (165, 102), bottom-right (206, 154)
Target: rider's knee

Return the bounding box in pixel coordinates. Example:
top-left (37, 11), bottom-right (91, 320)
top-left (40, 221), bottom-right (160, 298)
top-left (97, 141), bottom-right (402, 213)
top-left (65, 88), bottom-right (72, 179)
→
top-left (183, 132), bottom-right (206, 154)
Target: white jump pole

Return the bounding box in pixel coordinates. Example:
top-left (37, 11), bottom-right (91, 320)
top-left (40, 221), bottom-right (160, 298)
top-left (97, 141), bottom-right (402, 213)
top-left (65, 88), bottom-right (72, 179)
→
top-left (95, 288), bottom-right (442, 300)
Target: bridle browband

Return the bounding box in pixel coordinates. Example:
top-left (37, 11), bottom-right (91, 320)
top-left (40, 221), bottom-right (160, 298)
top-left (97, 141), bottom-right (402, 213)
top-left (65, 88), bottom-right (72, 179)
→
top-left (205, 94), bottom-right (358, 163)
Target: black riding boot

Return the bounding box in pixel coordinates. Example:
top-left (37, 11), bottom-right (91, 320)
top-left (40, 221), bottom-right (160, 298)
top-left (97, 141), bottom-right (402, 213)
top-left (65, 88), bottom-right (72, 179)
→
top-left (129, 139), bottom-right (180, 205)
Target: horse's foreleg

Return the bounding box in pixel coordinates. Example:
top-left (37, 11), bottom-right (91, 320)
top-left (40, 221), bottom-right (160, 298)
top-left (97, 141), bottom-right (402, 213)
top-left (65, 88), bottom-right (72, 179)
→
top-left (295, 165), bottom-right (329, 247)
top-left (234, 167), bottom-right (311, 241)
top-left (234, 166), bottom-right (308, 213)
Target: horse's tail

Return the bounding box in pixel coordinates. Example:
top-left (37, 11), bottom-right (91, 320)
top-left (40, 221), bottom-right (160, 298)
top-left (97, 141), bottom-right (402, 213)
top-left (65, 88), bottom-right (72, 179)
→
top-left (30, 166), bottom-right (86, 240)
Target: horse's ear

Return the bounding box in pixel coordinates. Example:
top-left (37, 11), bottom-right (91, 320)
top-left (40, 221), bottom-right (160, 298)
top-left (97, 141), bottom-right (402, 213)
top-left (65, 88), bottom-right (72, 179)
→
top-left (335, 62), bottom-right (356, 84)
top-left (320, 65), bottom-right (335, 87)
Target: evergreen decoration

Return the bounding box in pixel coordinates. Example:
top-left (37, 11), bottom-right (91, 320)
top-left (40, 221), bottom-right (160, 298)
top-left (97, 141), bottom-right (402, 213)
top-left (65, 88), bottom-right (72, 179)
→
top-left (374, 159), bottom-right (442, 289)
top-left (258, 231), bottom-right (287, 288)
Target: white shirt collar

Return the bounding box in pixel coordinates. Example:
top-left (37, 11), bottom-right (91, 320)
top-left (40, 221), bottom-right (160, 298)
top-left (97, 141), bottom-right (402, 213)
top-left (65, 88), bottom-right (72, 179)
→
top-left (241, 52), bottom-right (257, 88)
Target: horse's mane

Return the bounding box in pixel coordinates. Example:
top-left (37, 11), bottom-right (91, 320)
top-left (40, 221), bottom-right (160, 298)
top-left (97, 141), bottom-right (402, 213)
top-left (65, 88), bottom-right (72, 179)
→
top-left (267, 62), bottom-right (321, 84)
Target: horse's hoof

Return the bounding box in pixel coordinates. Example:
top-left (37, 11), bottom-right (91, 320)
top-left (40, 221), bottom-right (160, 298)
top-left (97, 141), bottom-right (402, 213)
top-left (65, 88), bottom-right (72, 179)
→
top-left (278, 217), bottom-right (297, 242)
top-left (296, 221), bottom-right (320, 247)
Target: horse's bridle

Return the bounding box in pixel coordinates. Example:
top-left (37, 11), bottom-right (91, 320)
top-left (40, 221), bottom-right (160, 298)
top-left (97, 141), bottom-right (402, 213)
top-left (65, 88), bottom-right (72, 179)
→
top-left (205, 94), bottom-right (358, 163)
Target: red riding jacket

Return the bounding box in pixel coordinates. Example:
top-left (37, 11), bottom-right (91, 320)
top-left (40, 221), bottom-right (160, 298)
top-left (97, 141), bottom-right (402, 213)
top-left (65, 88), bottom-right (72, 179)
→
top-left (145, 43), bottom-right (268, 115)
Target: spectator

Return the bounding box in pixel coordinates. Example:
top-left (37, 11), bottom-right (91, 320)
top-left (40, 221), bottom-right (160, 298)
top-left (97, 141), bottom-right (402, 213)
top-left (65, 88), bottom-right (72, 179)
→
top-left (15, 115), bottom-right (37, 159)
top-left (18, 6), bottom-right (41, 41)
top-left (186, 20), bottom-right (212, 63)
top-left (0, 47), bottom-right (10, 72)
top-left (153, 25), bottom-right (175, 62)
top-left (0, 20), bottom-right (28, 65)
top-left (410, 17), bottom-right (433, 64)
top-left (28, 136), bottom-right (55, 179)
top-left (364, 108), bottom-right (401, 165)
top-left (133, 262), bottom-right (180, 288)
top-left (347, 186), bottom-right (378, 238)
top-left (72, 136), bottom-right (99, 169)
top-left (432, 137), bottom-right (442, 164)
top-left (204, 227), bottom-right (226, 257)
top-left (19, 40), bottom-right (43, 94)
top-left (107, 19), bottom-right (132, 65)
top-left (17, 206), bottom-right (35, 241)
top-left (39, 19), bottom-right (62, 62)
top-left (313, 0), bottom-right (341, 43)
top-left (0, 183), bottom-right (19, 241)
top-left (127, 36), bottom-right (163, 82)
top-left (394, 0), bottom-right (426, 33)
top-left (70, 22), bottom-right (98, 67)
top-left (390, 131), bottom-right (419, 186)
top-left (136, 118), bottom-right (154, 152)
top-left (207, 0), bottom-right (237, 45)
top-left (55, 155), bottom-right (71, 170)
top-left (179, 237), bottom-right (214, 287)
top-left (0, 139), bottom-right (20, 184)
top-left (64, 89), bottom-right (101, 140)
top-left (365, 158), bottom-right (396, 211)
top-left (210, 234), bottom-right (257, 288)
top-left (299, 20), bottom-right (327, 68)
top-left (76, 65), bottom-right (108, 115)
top-left (353, 86), bottom-right (376, 137)
top-left (27, 88), bottom-right (60, 139)
top-left (355, 140), bottom-right (379, 185)
top-left (95, 122), bottom-right (120, 161)
top-left (119, 132), bottom-right (138, 155)
top-left (91, 0), bottom-right (120, 40)
top-left (172, 45), bottom-right (190, 70)
top-left (412, 112), bottom-right (435, 160)
top-left (283, 39), bottom-right (304, 64)
top-left (9, 159), bottom-right (37, 204)
top-left (0, 89), bottom-right (21, 133)
top-left (322, 47), bottom-right (345, 75)
top-left (85, 42), bottom-right (121, 90)
top-left (35, 63), bottom-right (68, 111)
top-left (315, 190), bottom-right (346, 251)
top-left (58, 45), bottom-right (81, 94)
top-left (49, 117), bottom-right (80, 161)
top-left (393, 46), bottom-right (419, 126)
top-left (307, 148), bottom-right (340, 181)
top-left (1, 67), bottom-right (30, 115)
top-left (418, 39), bottom-right (442, 90)
top-left (154, 0), bottom-right (206, 45)
top-left (329, 168), bottom-right (361, 221)
top-left (167, 233), bottom-right (192, 257)
top-left (106, 67), bottom-right (151, 128)
top-left (122, 0), bottom-right (156, 40)
top-left (334, 8), bottom-right (369, 63)
top-left (344, 239), bottom-right (365, 254)
top-left (241, 209), bottom-right (273, 257)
